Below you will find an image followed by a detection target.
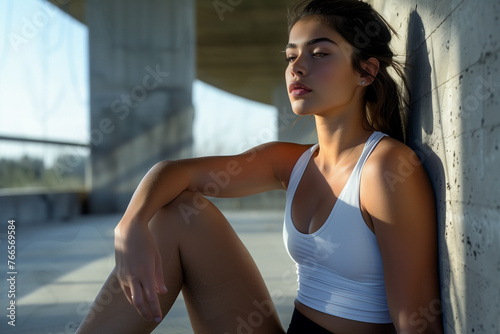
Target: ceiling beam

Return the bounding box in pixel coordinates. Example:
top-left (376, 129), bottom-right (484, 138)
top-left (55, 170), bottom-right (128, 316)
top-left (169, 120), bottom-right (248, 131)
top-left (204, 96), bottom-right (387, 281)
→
top-left (46, 0), bottom-right (291, 104)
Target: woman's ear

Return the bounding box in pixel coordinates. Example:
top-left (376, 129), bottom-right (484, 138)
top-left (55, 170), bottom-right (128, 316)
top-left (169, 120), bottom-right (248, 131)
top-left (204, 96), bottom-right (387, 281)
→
top-left (360, 57), bottom-right (380, 86)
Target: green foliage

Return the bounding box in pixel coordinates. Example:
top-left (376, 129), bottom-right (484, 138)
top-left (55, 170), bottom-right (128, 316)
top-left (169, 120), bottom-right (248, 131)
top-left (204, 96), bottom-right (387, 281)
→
top-left (0, 153), bottom-right (87, 190)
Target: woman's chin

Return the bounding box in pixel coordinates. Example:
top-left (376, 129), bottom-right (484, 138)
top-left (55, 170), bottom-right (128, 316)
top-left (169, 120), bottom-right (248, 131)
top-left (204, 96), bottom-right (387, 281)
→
top-left (290, 101), bottom-right (316, 116)
top-left (291, 107), bottom-right (316, 117)
top-left (292, 111), bottom-right (315, 117)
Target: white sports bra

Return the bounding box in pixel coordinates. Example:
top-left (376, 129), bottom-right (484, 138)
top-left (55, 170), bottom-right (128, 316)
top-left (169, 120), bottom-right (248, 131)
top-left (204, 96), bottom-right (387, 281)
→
top-left (283, 131), bottom-right (392, 324)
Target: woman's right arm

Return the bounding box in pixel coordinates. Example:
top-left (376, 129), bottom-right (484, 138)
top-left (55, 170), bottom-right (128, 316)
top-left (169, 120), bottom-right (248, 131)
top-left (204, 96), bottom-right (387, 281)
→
top-left (119, 141), bottom-right (303, 228)
top-left (113, 141), bottom-right (309, 322)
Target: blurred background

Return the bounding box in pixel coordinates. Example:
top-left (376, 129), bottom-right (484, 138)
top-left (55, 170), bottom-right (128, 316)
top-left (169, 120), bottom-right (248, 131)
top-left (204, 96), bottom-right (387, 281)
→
top-left (0, 1), bottom-right (313, 333)
top-left (0, 0), bottom-right (317, 220)
top-left (1, 0), bottom-right (499, 333)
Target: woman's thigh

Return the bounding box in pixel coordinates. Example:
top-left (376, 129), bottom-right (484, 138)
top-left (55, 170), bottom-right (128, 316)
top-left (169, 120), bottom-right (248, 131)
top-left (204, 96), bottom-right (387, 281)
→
top-left (152, 191), bottom-right (285, 333)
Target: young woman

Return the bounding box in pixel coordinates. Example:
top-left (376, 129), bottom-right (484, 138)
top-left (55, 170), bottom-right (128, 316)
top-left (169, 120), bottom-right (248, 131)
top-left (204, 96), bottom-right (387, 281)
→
top-left (77, 0), bottom-right (443, 333)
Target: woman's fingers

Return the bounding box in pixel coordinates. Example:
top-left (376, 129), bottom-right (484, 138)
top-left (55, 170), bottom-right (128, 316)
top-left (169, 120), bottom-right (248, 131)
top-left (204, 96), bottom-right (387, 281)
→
top-left (121, 275), bottom-right (163, 323)
top-left (130, 280), bottom-right (153, 322)
top-left (122, 283), bottom-right (134, 305)
top-left (154, 253), bottom-right (168, 295)
top-left (143, 282), bottom-right (163, 323)
top-left (114, 222), bottom-right (167, 323)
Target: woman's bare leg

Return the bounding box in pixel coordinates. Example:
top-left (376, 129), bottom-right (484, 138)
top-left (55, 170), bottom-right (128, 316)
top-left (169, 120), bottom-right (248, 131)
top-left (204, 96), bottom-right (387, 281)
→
top-left (76, 191), bottom-right (284, 334)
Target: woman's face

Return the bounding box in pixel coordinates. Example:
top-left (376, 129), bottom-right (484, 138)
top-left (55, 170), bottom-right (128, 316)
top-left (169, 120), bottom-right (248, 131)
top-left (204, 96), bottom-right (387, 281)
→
top-left (285, 17), bottom-right (362, 117)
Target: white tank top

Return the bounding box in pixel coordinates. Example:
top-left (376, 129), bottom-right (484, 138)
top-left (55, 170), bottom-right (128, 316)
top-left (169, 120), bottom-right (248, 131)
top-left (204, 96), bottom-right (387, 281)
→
top-left (283, 131), bottom-right (392, 324)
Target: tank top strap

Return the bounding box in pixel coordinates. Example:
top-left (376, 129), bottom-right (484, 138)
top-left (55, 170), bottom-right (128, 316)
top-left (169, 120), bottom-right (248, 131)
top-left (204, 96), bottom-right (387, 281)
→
top-left (287, 143), bottom-right (319, 199)
top-left (340, 131), bottom-right (387, 206)
top-left (352, 131), bottom-right (387, 177)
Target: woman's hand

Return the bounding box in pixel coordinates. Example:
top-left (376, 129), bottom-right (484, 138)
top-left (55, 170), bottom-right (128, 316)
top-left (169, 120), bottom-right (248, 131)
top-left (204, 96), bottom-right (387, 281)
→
top-left (114, 221), bottom-right (168, 323)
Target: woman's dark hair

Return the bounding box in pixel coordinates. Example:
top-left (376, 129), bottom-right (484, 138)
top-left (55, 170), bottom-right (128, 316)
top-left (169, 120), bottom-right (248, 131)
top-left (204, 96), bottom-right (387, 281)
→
top-left (288, 0), bottom-right (409, 143)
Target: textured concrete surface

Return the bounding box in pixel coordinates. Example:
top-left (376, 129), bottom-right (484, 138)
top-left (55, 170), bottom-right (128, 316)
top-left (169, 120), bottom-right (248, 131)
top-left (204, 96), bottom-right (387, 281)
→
top-left (0, 210), bottom-right (296, 334)
top-left (369, 0), bottom-right (500, 333)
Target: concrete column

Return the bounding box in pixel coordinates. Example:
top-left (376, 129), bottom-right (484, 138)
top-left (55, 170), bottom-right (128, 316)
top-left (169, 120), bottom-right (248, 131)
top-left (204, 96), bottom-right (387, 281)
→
top-left (87, 0), bottom-right (195, 213)
top-left (370, 1), bottom-right (500, 333)
top-left (273, 84), bottom-right (317, 144)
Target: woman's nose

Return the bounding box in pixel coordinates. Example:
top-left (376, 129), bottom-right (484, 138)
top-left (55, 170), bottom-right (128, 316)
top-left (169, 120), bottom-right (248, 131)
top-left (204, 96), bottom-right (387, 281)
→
top-left (290, 55), bottom-right (307, 76)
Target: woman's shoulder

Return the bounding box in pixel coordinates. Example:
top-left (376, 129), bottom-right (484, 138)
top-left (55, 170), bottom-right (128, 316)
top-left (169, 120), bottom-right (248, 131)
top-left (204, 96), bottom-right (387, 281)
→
top-left (360, 135), bottom-right (436, 236)
top-left (369, 135), bottom-right (421, 170)
top-left (363, 135), bottom-right (429, 193)
top-left (252, 141), bottom-right (315, 188)
top-left (259, 141), bottom-right (316, 170)
top-left (256, 141), bottom-right (314, 159)
top-left (374, 135), bottom-right (415, 156)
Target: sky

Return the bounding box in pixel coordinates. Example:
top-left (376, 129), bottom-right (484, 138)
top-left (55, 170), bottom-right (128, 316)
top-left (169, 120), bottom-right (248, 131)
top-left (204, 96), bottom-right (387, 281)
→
top-left (193, 81), bottom-right (277, 156)
top-left (0, 0), bottom-right (89, 144)
top-left (0, 0), bottom-right (277, 160)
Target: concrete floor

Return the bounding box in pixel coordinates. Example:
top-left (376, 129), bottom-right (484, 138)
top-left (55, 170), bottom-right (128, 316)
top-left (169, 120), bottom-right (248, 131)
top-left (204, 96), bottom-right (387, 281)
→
top-left (0, 210), bottom-right (297, 334)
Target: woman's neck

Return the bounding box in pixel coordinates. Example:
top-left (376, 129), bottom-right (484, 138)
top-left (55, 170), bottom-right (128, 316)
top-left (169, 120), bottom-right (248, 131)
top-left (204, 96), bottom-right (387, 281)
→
top-left (313, 109), bottom-right (373, 173)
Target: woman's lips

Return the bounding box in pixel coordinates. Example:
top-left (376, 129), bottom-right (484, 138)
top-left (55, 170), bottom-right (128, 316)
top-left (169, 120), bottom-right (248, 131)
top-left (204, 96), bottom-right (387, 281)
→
top-left (291, 88), bottom-right (311, 96)
top-left (289, 82), bottom-right (312, 97)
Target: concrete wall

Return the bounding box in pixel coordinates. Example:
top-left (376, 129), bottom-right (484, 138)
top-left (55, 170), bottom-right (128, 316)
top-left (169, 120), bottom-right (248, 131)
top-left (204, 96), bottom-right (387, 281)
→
top-left (87, 0), bottom-right (195, 213)
top-left (368, 0), bottom-right (500, 333)
top-left (0, 191), bottom-right (83, 225)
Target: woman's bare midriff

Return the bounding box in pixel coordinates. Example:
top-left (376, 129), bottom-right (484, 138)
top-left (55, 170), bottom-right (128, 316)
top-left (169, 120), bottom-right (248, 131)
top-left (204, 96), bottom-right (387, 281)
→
top-left (294, 300), bottom-right (396, 334)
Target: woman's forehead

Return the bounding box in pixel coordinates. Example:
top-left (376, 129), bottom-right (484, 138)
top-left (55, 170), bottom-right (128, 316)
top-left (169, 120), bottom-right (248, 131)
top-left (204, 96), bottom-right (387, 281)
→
top-left (288, 17), bottom-right (353, 56)
top-left (289, 17), bottom-right (345, 45)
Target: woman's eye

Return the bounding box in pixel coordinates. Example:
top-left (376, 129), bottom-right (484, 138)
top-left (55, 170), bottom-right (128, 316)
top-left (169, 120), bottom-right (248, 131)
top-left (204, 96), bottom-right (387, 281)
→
top-left (313, 52), bottom-right (328, 58)
top-left (285, 52), bottom-right (329, 63)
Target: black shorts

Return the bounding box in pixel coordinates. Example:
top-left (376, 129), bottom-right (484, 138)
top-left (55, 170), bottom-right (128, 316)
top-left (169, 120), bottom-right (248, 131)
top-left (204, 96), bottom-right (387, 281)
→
top-left (286, 308), bottom-right (335, 334)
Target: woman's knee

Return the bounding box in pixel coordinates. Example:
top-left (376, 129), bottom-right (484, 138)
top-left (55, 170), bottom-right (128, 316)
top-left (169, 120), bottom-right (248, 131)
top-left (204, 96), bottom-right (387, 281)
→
top-left (170, 190), bottom-right (217, 225)
top-left (150, 191), bottom-right (219, 231)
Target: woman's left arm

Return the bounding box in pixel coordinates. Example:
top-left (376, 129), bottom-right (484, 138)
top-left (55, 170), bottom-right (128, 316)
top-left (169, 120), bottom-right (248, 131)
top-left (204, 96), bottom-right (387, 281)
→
top-left (362, 140), bottom-right (444, 334)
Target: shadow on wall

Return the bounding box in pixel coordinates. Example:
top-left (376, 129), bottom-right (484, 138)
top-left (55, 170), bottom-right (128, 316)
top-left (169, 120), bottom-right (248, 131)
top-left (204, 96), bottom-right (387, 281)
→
top-left (403, 9), bottom-right (451, 328)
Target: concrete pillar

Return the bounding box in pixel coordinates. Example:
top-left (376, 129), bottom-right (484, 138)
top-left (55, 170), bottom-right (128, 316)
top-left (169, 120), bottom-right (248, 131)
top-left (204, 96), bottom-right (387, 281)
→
top-left (273, 84), bottom-right (317, 144)
top-left (87, 0), bottom-right (195, 213)
top-left (369, 1), bottom-right (500, 333)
